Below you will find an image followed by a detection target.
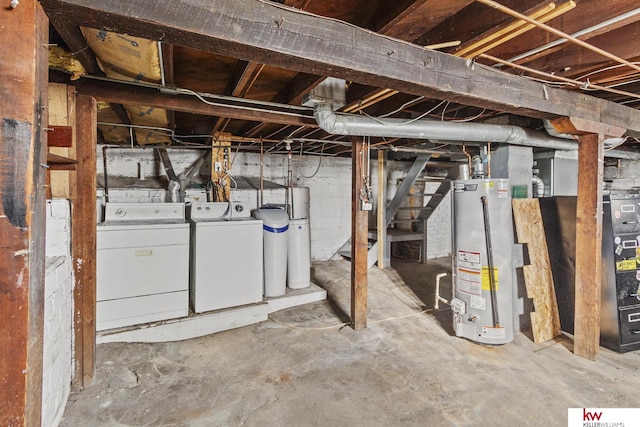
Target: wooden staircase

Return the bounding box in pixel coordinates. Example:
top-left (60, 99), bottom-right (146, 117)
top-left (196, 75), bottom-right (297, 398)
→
top-left (338, 154), bottom-right (456, 268)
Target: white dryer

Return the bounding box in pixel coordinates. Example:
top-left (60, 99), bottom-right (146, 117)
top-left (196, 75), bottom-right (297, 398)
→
top-left (189, 202), bottom-right (263, 313)
top-left (96, 203), bottom-right (190, 331)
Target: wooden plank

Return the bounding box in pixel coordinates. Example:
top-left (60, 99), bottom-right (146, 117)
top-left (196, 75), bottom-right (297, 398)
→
top-left (211, 132), bottom-right (232, 201)
top-left (377, 150), bottom-right (388, 269)
top-left (574, 133), bottom-right (604, 360)
top-left (48, 84), bottom-right (77, 198)
top-left (351, 137), bottom-right (368, 330)
top-left (0, 3), bottom-right (48, 425)
top-left (72, 95), bottom-right (97, 388)
top-left (47, 152), bottom-right (78, 169)
top-left (512, 198), bottom-right (561, 343)
top-left (39, 0), bottom-right (640, 132)
top-left (47, 125), bottom-right (73, 147)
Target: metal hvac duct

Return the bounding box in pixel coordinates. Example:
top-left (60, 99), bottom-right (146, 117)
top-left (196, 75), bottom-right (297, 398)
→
top-left (307, 79), bottom-right (637, 159)
top-left (313, 103), bottom-right (579, 150)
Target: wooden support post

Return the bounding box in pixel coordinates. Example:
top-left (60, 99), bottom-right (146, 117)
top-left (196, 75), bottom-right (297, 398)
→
top-left (574, 133), bottom-right (604, 360)
top-left (0, 3), bottom-right (48, 425)
top-left (549, 117), bottom-right (618, 360)
top-left (377, 150), bottom-right (388, 269)
top-left (211, 132), bottom-right (232, 201)
top-left (72, 95), bottom-right (98, 388)
top-left (351, 137), bottom-right (368, 330)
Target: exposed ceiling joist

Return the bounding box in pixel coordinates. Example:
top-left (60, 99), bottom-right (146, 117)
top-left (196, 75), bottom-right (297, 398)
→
top-left (74, 77), bottom-right (318, 128)
top-left (40, 0), bottom-right (640, 133)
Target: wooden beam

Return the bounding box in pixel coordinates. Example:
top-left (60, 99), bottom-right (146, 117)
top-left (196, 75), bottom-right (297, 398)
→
top-left (365, 0), bottom-right (473, 41)
top-left (550, 117), bottom-right (626, 138)
top-left (0, 3), bottom-right (48, 425)
top-left (351, 137), bottom-right (368, 330)
top-left (211, 60), bottom-right (266, 134)
top-left (48, 18), bottom-right (101, 75)
top-left (271, 72), bottom-right (326, 106)
top-left (160, 43), bottom-right (176, 131)
top-left (38, 0), bottom-right (640, 132)
top-left (454, 1), bottom-right (574, 59)
top-left (75, 77), bottom-right (318, 128)
top-left (487, 0), bottom-right (640, 65)
top-left (574, 133), bottom-right (604, 360)
top-left (72, 95), bottom-right (97, 387)
top-left (417, 0), bottom-right (550, 47)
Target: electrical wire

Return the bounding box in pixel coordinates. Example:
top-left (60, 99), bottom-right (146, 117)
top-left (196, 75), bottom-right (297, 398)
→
top-left (576, 62), bottom-right (640, 81)
top-left (296, 142), bottom-right (325, 178)
top-left (378, 95), bottom-right (426, 118)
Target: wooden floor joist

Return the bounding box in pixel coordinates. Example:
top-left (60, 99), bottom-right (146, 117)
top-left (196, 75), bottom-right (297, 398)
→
top-left (39, 0), bottom-right (640, 133)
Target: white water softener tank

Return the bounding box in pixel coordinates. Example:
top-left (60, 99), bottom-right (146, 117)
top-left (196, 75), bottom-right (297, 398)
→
top-left (288, 219), bottom-right (311, 289)
top-left (451, 178), bottom-right (516, 345)
top-left (254, 207), bottom-right (289, 297)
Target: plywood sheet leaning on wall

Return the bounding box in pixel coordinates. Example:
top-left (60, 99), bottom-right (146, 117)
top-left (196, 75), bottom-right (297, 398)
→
top-left (512, 198), bottom-right (561, 343)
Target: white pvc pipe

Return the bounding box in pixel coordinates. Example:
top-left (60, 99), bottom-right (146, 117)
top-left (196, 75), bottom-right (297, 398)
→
top-left (434, 272), bottom-right (449, 309)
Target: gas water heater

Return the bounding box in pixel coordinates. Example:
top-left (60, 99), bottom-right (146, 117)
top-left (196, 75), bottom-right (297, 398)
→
top-left (451, 178), bottom-right (516, 345)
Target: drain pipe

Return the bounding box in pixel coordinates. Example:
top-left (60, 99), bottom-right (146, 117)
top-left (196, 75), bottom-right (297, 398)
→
top-left (434, 273), bottom-right (449, 309)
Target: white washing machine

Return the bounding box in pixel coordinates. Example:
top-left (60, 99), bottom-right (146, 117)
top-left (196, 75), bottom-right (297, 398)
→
top-left (96, 203), bottom-right (190, 331)
top-left (189, 202), bottom-right (263, 313)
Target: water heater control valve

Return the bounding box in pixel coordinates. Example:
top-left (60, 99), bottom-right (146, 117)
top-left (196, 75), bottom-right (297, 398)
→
top-left (450, 298), bottom-right (466, 315)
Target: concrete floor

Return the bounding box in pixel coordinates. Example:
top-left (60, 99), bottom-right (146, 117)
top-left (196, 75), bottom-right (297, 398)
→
top-left (60, 258), bottom-right (640, 426)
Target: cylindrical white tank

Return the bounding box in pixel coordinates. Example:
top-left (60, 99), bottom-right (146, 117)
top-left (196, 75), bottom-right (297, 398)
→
top-left (451, 178), bottom-right (516, 345)
top-left (288, 219), bottom-right (311, 289)
top-left (254, 207), bottom-right (289, 297)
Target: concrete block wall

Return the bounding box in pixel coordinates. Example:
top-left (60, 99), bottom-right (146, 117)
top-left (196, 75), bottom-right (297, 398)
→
top-left (96, 146), bottom-right (453, 261)
top-left (43, 199), bottom-right (74, 427)
top-left (97, 147), bottom-right (351, 260)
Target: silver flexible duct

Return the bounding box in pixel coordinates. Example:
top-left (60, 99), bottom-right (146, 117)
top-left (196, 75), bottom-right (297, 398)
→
top-left (312, 103), bottom-right (637, 159)
top-left (313, 104), bottom-right (577, 150)
top-left (532, 175), bottom-right (545, 198)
